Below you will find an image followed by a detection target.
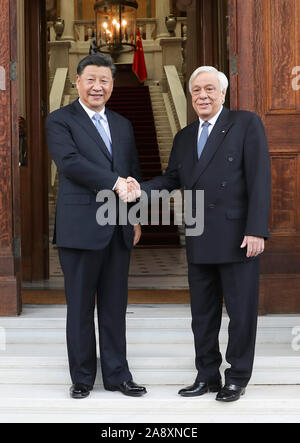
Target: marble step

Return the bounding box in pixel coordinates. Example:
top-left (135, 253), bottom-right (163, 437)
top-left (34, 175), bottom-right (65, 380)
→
top-left (0, 385), bottom-right (300, 423)
top-left (2, 308), bottom-right (300, 326)
top-left (3, 342), bottom-right (296, 357)
top-left (1, 311), bottom-right (300, 344)
top-left (1, 366), bottom-right (299, 386)
top-left (0, 350), bottom-right (299, 371)
top-left (1, 342), bottom-right (299, 385)
top-left (0, 325), bottom-right (297, 344)
top-left (154, 129), bottom-right (173, 135)
top-left (149, 111), bottom-right (167, 116)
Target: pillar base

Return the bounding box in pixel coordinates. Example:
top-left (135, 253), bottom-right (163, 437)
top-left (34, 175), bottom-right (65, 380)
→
top-left (0, 276), bottom-right (21, 316)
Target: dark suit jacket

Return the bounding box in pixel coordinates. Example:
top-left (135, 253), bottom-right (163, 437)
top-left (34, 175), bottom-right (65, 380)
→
top-left (46, 99), bottom-right (141, 250)
top-left (141, 107), bottom-right (271, 264)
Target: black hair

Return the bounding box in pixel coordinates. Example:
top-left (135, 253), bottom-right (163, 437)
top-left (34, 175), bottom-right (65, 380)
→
top-left (77, 53), bottom-right (117, 78)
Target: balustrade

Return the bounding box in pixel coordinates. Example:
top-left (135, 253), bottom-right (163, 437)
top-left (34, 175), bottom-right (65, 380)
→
top-left (47, 16), bottom-right (187, 87)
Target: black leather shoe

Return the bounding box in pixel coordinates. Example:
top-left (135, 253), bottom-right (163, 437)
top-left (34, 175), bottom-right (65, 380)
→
top-left (178, 380), bottom-right (222, 397)
top-left (70, 383), bottom-right (93, 399)
top-left (104, 380), bottom-right (147, 397)
top-left (216, 384), bottom-right (246, 402)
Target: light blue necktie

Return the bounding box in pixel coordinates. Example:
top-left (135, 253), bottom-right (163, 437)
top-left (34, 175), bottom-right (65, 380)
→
top-left (93, 113), bottom-right (112, 156)
top-left (197, 121), bottom-right (210, 159)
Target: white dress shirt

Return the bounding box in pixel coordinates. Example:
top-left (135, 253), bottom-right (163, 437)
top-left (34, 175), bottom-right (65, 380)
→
top-left (79, 99), bottom-right (112, 143)
top-left (197, 105), bottom-right (223, 141)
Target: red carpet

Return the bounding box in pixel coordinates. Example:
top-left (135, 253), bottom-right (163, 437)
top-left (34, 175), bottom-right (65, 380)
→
top-left (107, 86), bottom-right (180, 246)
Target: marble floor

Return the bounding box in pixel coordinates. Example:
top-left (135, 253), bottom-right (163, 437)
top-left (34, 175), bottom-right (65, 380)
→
top-left (59, 245), bottom-right (187, 290)
top-left (22, 243), bottom-right (189, 290)
top-left (23, 196), bottom-right (188, 290)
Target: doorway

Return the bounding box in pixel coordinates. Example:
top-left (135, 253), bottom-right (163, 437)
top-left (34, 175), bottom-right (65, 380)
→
top-left (20, 0), bottom-right (229, 305)
top-left (19, 0), bottom-right (49, 284)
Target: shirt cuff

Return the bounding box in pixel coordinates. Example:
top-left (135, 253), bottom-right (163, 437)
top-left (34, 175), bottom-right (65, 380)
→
top-left (112, 177), bottom-right (120, 191)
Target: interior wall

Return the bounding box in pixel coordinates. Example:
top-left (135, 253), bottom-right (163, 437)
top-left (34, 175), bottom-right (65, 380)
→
top-left (46, 0), bottom-right (57, 20)
top-left (73, 0), bottom-right (157, 20)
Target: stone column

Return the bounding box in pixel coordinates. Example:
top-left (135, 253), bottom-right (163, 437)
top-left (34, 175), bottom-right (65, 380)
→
top-left (146, 0), bottom-right (152, 17)
top-left (155, 0), bottom-right (171, 39)
top-left (60, 0), bottom-right (75, 41)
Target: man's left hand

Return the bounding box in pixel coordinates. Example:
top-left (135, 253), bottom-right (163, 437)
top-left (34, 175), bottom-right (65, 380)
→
top-left (133, 224), bottom-right (141, 246)
top-left (240, 236), bottom-right (265, 257)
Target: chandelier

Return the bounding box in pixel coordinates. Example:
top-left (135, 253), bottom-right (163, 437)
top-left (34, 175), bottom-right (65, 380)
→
top-left (94, 0), bottom-right (138, 61)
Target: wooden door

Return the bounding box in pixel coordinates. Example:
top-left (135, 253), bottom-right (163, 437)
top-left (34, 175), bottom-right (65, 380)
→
top-left (20, 0), bottom-right (49, 281)
top-left (0, 0), bottom-right (21, 315)
top-left (229, 0), bottom-right (300, 312)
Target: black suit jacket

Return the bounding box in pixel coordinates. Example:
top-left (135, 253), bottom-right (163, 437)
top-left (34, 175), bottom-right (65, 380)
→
top-left (46, 99), bottom-right (141, 250)
top-left (141, 107), bottom-right (271, 263)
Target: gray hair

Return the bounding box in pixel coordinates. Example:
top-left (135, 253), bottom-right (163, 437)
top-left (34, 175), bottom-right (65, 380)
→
top-left (189, 66), bottom-right (229, 94)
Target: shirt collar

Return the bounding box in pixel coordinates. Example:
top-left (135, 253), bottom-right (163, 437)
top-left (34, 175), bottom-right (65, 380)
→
top-left (198, 105), bottom-right (223, 128)
top-left (78, 99), bottom-right (107, 121)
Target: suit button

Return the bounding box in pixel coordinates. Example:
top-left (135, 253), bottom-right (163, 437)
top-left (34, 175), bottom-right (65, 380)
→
top-left (208, 203), bottom-right (216, 209)
top-left (228, 156), bottom-right (234, 162)
top-left (221, 181), bottom-right (227, 188)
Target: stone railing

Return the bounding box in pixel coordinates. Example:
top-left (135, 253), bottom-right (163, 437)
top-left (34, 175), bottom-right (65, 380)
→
top-left (138, 17), bottom-right (187, 40)
top-left (48, 17), bottom-right (187, 43)
top-left (74, 20), bottom-right (96, 42)
top-left (137, 18), bottom-right (157, 40)
top-left (164, 65), bottom-right (187, 130)
top-left (47, 17), bottom-right (187, 88)
top-left (49, 68), bottom-right (69, 187)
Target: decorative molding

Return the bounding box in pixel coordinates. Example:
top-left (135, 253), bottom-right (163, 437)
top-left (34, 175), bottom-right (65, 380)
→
top-left (264, 0), bottom-right (300, 114)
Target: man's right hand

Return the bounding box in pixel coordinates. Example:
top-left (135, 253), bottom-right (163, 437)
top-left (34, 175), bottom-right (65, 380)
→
top-left (115, 176), bottom-right (141, 202)
top-left (126, 177), bottom-right (141, 202)
top-left (114, 177), bottom-right (128, 201)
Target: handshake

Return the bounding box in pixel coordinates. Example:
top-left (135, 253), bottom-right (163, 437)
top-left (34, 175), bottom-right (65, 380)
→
top-left (115, 177), bottom-right (142, 203)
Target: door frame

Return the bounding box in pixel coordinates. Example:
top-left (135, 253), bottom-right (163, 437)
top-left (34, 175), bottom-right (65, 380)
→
top-left (21, 0), bottom-right (49, 282)
top-left (16, 0), bottom-right (300, 313)
top-left (0, 0), bottom-right (21, 315)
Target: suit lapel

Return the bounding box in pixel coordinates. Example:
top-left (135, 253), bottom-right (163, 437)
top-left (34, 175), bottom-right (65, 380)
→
top-left (187, 107), bottom-right (233, 188)
top-left (182, 120), bottom-right (199, 171)
top-left (71, 99), bottom-right (112, 163)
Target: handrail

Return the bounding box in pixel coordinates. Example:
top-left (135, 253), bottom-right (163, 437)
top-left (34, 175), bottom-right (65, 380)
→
top-left (50, 67), bottom-right (68, 112)
top-left (164, 65), bottom-right (187, 130)
top-left (49, 68), bottom-right (68, 186)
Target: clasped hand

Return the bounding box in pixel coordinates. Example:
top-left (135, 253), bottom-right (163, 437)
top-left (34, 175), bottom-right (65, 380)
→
top-left (115, 177), bottom-right (141, 202)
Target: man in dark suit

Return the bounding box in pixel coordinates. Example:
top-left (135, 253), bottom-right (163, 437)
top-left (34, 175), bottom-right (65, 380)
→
top-left (123, 66), bottom-right (271, 402)
top-left (46, 53), bottom-right (146, 399)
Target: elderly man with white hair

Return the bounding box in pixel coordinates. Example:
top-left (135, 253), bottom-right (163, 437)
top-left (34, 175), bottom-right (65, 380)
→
top-left (122, 66), bottom-right (271, 402)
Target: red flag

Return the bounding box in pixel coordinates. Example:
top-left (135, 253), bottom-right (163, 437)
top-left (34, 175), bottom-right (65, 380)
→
top-left (132, 28), bottom-right (147, 83)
